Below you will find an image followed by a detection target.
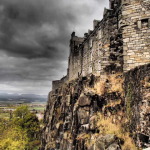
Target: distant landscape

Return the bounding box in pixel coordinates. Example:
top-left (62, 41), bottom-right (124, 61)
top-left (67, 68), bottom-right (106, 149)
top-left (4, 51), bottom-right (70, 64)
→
top-left (0, 93), bottom-right (47, 149)
top-left (0, 93), bottom-right (47, 120)
top-left (0, 93), bottom-right (47, 104)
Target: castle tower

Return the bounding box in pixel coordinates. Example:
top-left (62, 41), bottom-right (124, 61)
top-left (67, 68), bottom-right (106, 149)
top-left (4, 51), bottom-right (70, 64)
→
top-left (109, 0), bottom-right (121, 9)
top-left (121, 0), bottom-right (150, 71)
top-left (68, 32), bottom-right (84, 80)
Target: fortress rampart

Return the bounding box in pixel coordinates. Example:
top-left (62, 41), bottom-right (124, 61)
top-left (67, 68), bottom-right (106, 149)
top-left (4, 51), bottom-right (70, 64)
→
top-left (53, 0), bottom-right (150, 90)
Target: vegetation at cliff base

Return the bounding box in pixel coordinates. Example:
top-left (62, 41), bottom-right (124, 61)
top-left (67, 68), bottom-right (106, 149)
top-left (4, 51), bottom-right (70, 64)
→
top-left (0, 106), bottom-right (41, 150)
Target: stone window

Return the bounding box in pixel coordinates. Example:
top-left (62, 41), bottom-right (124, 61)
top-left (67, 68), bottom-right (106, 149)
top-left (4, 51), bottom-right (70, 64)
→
top-left (90, 51), bottom-right (93, 61)
top-left (89, 64), bottom-right (92, 73)
top-left (138, 18), bottom-right (150, 29)
top-left (98, 30), bottom-right (102, 39)
top-left (89, 39), bottom-right (93, 48)
top-left (141, 18), bottom-right (149, 28)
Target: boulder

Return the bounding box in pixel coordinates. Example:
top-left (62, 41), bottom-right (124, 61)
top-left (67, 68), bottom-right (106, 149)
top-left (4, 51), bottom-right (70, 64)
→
top-left (78, 93), bottom-right (91, 106)
top-left (106, 143), bottom-right (121, 150)
top-left (102, 134), bottom-right (117, 145)
top-left (77, 107), bottom-right (90, 124)
top-left (89, 134), bottom-right (120, 150)
top-left (89, 115), bottom-right (97, 130)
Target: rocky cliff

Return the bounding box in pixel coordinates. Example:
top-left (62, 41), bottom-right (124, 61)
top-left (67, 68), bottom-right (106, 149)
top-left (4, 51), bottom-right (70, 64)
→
top-left (41, 64), bottom-right (150, 150)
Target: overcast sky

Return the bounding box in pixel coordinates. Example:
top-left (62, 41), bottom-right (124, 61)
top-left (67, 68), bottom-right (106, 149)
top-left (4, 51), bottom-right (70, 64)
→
top-left (0, 0), bottom-right (109, 95)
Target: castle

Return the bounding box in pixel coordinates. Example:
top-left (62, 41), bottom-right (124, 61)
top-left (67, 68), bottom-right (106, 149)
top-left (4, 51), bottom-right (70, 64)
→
top-left (41, 1), bottom-right (150, 149)
top-left (52, 0), bottom-right (150, 90)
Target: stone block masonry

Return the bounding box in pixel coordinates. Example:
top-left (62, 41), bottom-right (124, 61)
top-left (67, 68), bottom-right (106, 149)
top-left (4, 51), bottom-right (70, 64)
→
top-left (52, 0), bottom-right (150, 90)
top-left (122, 0), bottom-right (150, 72)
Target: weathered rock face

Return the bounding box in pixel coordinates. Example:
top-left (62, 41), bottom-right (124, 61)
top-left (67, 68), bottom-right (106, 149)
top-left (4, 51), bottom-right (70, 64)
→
top-left (124, 64), bottom-right (150, 148)
top-left (41, 64), bottom-right (150, 150)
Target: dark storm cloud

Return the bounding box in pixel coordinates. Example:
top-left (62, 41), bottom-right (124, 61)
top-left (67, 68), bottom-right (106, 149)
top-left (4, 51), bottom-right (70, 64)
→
top-left (0, 0), bottom-right (81, 59)
top-left (0, 0), bottom-right (109, 94)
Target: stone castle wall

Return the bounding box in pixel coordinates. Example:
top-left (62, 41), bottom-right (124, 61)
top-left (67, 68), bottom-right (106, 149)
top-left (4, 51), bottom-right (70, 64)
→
top-left (52, 0), bottom-right (150, 90)
top-left (52, 75), bottom-right (68, 90)
top-left (122, 0), bottom-right (150, 72)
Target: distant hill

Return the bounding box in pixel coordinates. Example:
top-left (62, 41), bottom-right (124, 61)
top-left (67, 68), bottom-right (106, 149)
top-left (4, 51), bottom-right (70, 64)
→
top-left (0, 93), bottom-right (47, 104)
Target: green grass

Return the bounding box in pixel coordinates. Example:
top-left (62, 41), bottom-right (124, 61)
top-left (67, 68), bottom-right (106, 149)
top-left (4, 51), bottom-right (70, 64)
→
top-left (29, 106), bottom-right (45, 111)
top-left (0, 112), bottom-right (10, 118)
top-left (0, 103), bottom-right (46, 118)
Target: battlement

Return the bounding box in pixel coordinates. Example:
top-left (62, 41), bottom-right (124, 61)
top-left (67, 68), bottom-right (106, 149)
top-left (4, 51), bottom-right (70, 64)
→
top-left (52, 0), bottom-right (150, 90)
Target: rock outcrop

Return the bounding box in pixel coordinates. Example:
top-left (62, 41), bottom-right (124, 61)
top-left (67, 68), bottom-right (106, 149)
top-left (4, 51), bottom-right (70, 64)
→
top-left (41, 64), bottom-right (150, 150)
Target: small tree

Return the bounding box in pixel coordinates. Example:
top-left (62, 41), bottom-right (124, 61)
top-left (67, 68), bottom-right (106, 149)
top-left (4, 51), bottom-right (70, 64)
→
top-left (0, 118), bottom-right (28, 150)
top-left (0, 127), bottom-right (28, 150)
top-left (14, 105), bottom-right (29, 119)
top-left (13, 105), bottom-right (40, 140)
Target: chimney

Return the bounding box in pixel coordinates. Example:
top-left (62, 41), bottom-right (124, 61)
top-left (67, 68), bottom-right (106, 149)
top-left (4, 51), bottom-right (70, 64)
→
top-left (93, 20), bottom-right (100, 29)
top-left (88, 29), bottom-right (93, 35)
top-left (109, 0), bottom-right (115, 9)
top-left (71, 31), bottom-right (75, 37)
top-left (84, 33), bottom-right (88, 38)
